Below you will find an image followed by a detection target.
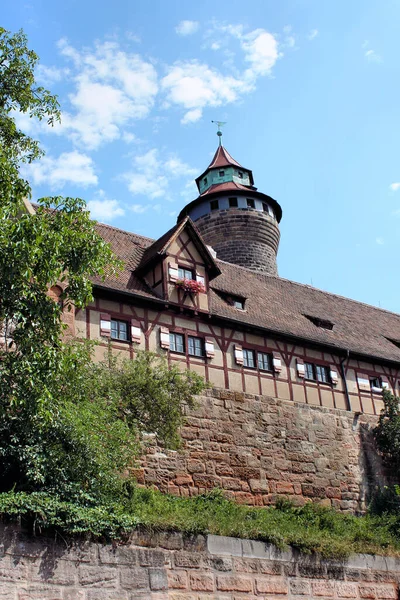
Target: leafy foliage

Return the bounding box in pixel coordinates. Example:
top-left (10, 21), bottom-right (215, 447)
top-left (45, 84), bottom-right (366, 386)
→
top-left (373, 390), bottom-right (400, 472)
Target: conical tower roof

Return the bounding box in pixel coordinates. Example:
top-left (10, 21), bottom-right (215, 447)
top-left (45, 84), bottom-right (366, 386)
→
top-left (195, 145), bottom-right (254, 191)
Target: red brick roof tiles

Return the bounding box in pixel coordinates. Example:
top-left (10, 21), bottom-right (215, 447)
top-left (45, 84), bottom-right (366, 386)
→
top-left (94, 221), bottom-right (400, 364)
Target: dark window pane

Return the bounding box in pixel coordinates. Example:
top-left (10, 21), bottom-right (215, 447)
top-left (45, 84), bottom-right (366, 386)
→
top-left (247, 198), bottom-right (255, 208)
top-left (315, 365), bottom-right (329, 383)
top-left (203, 177), bottom-right (207, 184)
top-left (210, 200), bottom-right (219, 211)
top-left (229, 197), bottom-right (238, 208)
top-left (238, 171), bottom-right (243, 179)
top-left (178, 267), bottom-right (193, 280)
top-left (305, 362), bottom-right (315, 380)
top-left (188, 336), bottom-right (204, 357)
top-left (257, 352), bottom-right (271, 371)
top-left (370, 377), bottom-right (382, 389)
top-left (111, 319), bottom-right (128, 341)
top-left (243, 349), bottom-right (255, 368)
top-left (219, 170), bottom-right (225, 176)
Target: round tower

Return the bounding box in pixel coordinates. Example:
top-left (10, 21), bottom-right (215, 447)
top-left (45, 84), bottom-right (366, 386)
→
top-left (177, 142), bottom-right (282, 275)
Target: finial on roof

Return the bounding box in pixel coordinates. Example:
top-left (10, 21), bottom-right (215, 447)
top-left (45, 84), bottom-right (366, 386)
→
top-left (211, 120), bottom-right (227, 146)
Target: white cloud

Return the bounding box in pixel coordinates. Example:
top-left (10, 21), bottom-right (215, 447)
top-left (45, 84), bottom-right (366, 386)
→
top-left (175, 20), bottom-right (199, 36)
top-left (308, 29), bottom-right (319, 40)
top-left (36, 64), bottom-right (70, 85)
top-left (376, 237), bottom-right (384, 245)
top-left (131, 204), bottom-right (149, 213)
top-left (23, 151), bottom-right (98, 189)
top-left (163, 24), bottom-right (281, 123)
top-left (390, 182), bottom-right (400, 191)
top-left (49, 39), bottom-right (158, 149)
top-left (87, 194), bottom-right (125, 221)
top-left (123, 149), bottom-right (197, 202)
top-left (363, 42), bottom-right (382, 64)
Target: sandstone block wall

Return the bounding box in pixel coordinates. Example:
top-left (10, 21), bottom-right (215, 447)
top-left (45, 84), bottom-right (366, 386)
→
top-left (139, 389), bottom-right (384, 511)
top-left (1, 525), bottom-right (399, 599)
top-left (193, 208), bottom-right (280, 274)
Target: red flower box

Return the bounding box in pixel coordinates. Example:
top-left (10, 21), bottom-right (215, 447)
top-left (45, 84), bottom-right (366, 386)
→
top-left (175, 278), bottom-right (205, 294)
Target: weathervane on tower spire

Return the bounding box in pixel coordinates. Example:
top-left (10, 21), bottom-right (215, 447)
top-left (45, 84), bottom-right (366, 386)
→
top-left (211, 120), bottom-right (227, 146)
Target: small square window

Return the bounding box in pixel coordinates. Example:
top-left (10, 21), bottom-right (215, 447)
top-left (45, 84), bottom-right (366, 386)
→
top-left (233, 299), bottom-right (244, 309)
top-left (219, 170), bottom-right (225, 177)
top-left (111, 319), bottom-right (128, 341)
top-left (178, 267), bottom-right (194, 280)
top-left (243, 348), bottom-right (255, 368)
top-left (188, 336), bottom-right (205, 357)
top-left (229, 197), bottom-right (238, 208)
top-left (210, 200), bottom-right (219, 211)
top-left (169, 332), bottom-right (184, 353)
top-left (238, 171), bottom-right (243, 179)
top-left (203, 177), bottom-right (208, 185)
top-left (370, 376), bottom-right (383, 390)
top-left (247, 198), bottom-right (255, 209)
top-left (257, 352), bottom-right (272, 371)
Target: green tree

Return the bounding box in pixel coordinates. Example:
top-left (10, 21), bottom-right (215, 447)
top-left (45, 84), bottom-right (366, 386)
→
top-left (0, 27), bottom-right (205, 508)
top-left (374, 390), bottom-right (400, 472)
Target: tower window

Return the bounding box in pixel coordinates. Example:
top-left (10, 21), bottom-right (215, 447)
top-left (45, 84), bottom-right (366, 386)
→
top-left (238, 171), bottom-right (243, 179)
top-left (210, 200), bottom-right (219, 211)
top-left (247, 198), bottom-right (255, 209)
top-left (229, 197), bottom-right (238, 208)
top-left (203, 177), bottom-right (208, 185)
top-left (219, 170), bottom-right (225, 177)
top-left (262, 203), bottom-right (269, 213)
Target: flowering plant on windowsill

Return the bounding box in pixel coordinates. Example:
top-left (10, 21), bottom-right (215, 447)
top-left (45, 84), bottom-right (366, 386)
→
top-left (175, 278), bottom-right (206, 294)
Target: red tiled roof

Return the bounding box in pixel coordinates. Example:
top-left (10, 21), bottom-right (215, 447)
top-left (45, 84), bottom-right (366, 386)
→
top-left (93, 222), bottom-right (400, 365)
top-left (207, 146), bottom-right (244, 170)
top-left (199, 181), bottom-right (254, 197)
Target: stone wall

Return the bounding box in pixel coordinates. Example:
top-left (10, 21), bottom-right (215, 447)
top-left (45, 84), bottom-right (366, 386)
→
top-left (192, 208), bottom-right (280, 274)
top-left (139, 389), bottom-right (385, 512)
top-left (1, 525), bottom-right (399, 599)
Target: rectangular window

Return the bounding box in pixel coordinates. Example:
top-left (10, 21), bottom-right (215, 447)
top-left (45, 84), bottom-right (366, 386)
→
top-left (243, 348), bottom-right (255, 368)
top-left (111, 319), bottom-right (128, 341)
top-left (370, 376), bottom-right (383, 390)
top-left (247, 198), bottom-right (255, 208)
top-left (305, 362), bottom-right (330, 383)
top-left (304, 362), bottom-right (315, 380)
top-left (210, 200), bottom-right (219, 211)
top-left (219, 170), bottom-right (225, 177)
top-left (238, 171), bottom-right (243, 179)
top-left (203, 177), bottom-right (208, 185)
top-left (262, 203), bottom-right (269, 213)
top-left (188, 336), bottom-right (204, 357)
top-left (229, 197), bottom-right (238, 208)
top-left (257, 352), bottom-right (272, 371)
top-left (178, 267), bottom-right (194, 280)
top-left (169, 332), bottom-right (184, 353)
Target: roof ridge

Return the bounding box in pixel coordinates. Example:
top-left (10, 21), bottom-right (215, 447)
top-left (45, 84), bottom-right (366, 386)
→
top-left (215, 258), bottom-right (400, 319)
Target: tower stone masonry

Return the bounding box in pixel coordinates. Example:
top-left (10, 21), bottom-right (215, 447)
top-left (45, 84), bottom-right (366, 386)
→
top-left (177, 144), bottom-right (282, 275)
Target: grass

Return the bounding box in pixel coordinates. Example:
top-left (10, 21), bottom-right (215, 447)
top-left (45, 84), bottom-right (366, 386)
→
top-left (2, 487), bottom-right (400, 560)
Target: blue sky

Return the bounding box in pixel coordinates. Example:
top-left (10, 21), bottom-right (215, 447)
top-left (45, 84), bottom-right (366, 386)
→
top-left (4, 1), bottom-right (400, 312)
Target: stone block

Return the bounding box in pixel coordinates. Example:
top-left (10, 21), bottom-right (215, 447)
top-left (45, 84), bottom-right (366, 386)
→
top-left (174, 552), bottom-right (201, 569)
top-left (336, 582), bottom-right (358, 598)
top-left (149, 568), bottom-right (168, 590)
top-left (167, 570), bottom-right (188, 589)
top-left (312, 580), bottom-right (335, 596)
top-left (376, 585), bottom-right (397, 599)
top-left (119, 567), bottom-right (149, 590)
top-left (290, 579), bottom-right (311, 595)
top-left (216, 575), bottom-right (253, 592)
top-left (78, 565), bottom-right (118, 588)
top-left (359, 585), bottom-right (377, 599)
top-left (189, 572), bottom-right (214, 591)
top-left (255, 576), bottom-right (288, 594)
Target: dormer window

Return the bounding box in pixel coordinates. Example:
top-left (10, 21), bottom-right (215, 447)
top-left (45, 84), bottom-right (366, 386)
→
top-left (304, 315), bottom-right (334, 330)
top-left (219, 170), bottom-right (225, 177)
top-left (210, 200), bottom-right (219, 211)
top-left (178, 267), bottom-right (194, 280)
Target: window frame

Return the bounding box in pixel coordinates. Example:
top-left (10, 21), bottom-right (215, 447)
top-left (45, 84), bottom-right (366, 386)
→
top-left (219, 170), bottom-right (225, 177)
top-left (188, 335), bottom-right (205, 358)
top-left (243, 348), bottom-right (256, 368)
top-left (169, 332), bottom-right (185, 354)
top-left (370, 376), bottom-right (383, 391)
top-left (246, 198), bottom-right (255, 209)
top-left (178, 266), bottom-right (194, 280)
top-left (304, 361), bottom-right (331, 384)
top-left (210, 199), bottom-right (219, 211)
top-left (257, 351), bottom-right (273, 372)
top-left (110, 318), bottom-right (129, 342)
top-left (229, 197), bottom-right (238, 208)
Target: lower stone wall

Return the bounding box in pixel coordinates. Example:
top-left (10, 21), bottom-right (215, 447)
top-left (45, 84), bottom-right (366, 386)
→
top-left (0, 526), bottom-right (399, 599)
top-left (138, 389), bottom-right (385, 512)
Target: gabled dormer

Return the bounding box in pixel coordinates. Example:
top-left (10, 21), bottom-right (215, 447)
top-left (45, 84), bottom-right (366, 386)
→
top-left (195, 145), bottom-right (255, 195)
top-left (136, 217), bottom-right (220, 313)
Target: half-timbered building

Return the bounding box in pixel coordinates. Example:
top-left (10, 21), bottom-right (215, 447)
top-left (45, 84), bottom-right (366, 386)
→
top-left (70, 141), bottom-right (400, 418)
